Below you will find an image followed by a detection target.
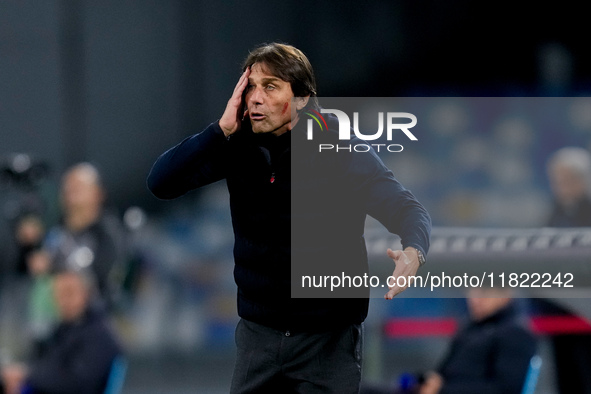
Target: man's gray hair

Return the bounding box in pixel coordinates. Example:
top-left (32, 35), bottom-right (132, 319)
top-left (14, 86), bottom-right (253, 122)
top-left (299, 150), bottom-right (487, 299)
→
top-left (548, 146), bottom-right (591, 186)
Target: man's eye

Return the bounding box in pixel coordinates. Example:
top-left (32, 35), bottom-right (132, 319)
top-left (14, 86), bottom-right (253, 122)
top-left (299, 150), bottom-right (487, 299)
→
top-left (266, 85), bottom-right (275, 90)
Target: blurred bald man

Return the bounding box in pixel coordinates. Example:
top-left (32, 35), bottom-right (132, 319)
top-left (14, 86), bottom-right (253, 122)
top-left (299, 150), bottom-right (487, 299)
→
top-left (44, 163), bottom-right (126, 306)
top-left (547, 146), bottom-right (591, 227)
top-left (544, 147), bottom-right (591, 393)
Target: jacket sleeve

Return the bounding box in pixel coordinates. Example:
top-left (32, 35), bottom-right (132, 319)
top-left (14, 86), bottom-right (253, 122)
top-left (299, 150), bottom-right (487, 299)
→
top-left (352, 147), bottom-right (431, 256)
top-left (147, 121), bottom-right (230, 200)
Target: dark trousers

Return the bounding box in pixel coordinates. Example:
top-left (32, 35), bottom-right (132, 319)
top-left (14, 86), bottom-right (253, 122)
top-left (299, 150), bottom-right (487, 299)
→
top-left (230, 318), bottom-right (363, 394)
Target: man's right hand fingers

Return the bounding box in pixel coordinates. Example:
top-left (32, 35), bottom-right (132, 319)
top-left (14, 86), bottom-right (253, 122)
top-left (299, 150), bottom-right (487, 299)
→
top-left (233, 67), bottom-right (250, 96)
top-left (220, 67), bottom-right (251, 137)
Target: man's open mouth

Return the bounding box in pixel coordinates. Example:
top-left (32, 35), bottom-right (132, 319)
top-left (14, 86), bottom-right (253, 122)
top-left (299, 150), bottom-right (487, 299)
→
top-left (250, 113), bottom-right (266, 121)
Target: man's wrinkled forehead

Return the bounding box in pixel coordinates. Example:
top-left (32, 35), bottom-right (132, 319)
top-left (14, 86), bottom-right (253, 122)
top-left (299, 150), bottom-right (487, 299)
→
top-left (250, 62), bottom-right (289, 83)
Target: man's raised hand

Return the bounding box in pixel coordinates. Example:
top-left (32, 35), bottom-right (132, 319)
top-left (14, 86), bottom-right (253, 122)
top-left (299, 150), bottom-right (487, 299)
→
top-left (219, 67), bottom-right (251, 137)
top-left (384, 247), bottom-right (421, 299)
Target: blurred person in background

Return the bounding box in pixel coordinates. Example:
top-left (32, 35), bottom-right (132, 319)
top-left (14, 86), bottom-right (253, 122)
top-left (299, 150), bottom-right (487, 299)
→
top-left (43, 162), bottom-right (127, 309)
top-left (418, 288), bottom-right (536, 394)
top-left (0, 269), bottom-right (122, 394)
top-left (13, 216), bottom-right (45, 277)
top-left (541, 146), bottom-right (591, 393)
top-left (25, 250), bottom-right (58, 357)
top-left (0, 153), bottom-right (49, 279)
top-left (0, 217), bottom-right (47, 361)
top-left (2, 162), bottom-right (127, 369)
top-left (546, 146), bottom-right (591, 226)
top-left (148, 42), bottom-right (431, 393)
top-left (0, 157), bottom-right (51, 362)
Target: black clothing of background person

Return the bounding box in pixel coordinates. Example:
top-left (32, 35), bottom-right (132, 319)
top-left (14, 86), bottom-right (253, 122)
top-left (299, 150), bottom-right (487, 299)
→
top-left (543, 194), bottom-right (591, 394)
top-left (436, 301), bottom-right (536, 394)
top-left (45, 212), bottom-right (126, 308)
top-left (9, 306), bottom-right (121, 394)
top-left (547, 196), bottom-right (591, 227)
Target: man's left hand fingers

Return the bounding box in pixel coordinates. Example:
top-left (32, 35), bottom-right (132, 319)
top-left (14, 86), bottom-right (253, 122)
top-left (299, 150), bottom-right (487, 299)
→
top-left (387, 248), bottom-right (403, 261)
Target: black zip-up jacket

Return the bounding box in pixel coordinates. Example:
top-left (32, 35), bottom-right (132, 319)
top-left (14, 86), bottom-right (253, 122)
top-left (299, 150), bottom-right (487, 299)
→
top-left (26, 306), bottom-right (122, 394)
top-left (436, 302), bottom-right (537, 394)
top-left (147, 113), bottom-right (431, 331)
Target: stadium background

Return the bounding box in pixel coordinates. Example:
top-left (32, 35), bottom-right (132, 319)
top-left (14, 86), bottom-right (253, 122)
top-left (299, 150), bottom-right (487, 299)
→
top-left (1, 1), bottom-right (591, 393)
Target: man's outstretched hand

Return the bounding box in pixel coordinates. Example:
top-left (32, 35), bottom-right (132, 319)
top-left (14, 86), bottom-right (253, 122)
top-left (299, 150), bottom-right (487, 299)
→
top-left (219, 67), bottom-right (251, 137)
top-left (384, 247), bottom-right (421, 299)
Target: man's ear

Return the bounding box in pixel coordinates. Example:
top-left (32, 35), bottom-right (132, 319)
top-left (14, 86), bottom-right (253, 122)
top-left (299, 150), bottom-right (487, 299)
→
top-left (295, 96), bottom-right (310, 111)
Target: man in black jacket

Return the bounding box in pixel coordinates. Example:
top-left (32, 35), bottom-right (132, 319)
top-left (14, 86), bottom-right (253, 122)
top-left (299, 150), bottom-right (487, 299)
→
top-left (0, 270), bottom-right (122, 394)
top-left (147, 42), bottom-right (431, 393)
top-left (420, 289), bottom-right (536, 394)
top-left (543, 147), bottom-right (591, 394)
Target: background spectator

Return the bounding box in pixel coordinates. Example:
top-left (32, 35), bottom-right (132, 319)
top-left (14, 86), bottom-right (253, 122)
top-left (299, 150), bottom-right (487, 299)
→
top-left (26, 250), bottom-right (58, 357)
top-left (419, 288), bottom-right (536, 394)
top-left (546, 147), bottom-right (591, 227)
top-left (0, 270), bottom-right (122, 394)
top-left (44, 162), bottom-right (127, 309)
top-left (539, 147), bottom-right (591, 393)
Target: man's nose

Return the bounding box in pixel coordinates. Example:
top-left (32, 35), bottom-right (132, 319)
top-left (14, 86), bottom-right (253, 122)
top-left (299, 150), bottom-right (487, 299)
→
top-left (248, 87), bottom-right (264, 105)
